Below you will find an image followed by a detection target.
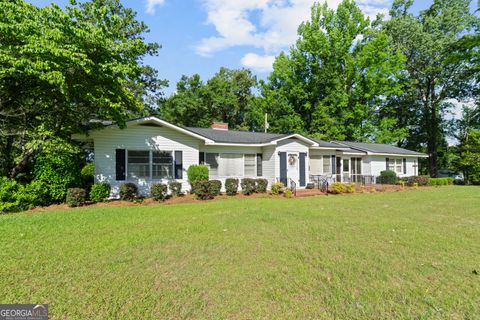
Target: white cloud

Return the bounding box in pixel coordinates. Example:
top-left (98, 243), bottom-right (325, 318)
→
top-left (241, 53), bottom-right (276, 72)
top-left (195, 0), bottom-right (391, 68)
top-left (145, 0), bottom-right (165, 15)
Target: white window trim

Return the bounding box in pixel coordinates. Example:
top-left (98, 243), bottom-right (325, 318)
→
top-left (203, 152), bottom-right (263, 179)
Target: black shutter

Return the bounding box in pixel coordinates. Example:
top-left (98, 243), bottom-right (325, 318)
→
top-left (115, 149), bottom-right (126, 181)
top-left (386, 158), bottom-right (390, 170)
top-left (256, 153), bottom-right (262, 176)
top-left (199, 152), bottom-right (204, 164)
top-left (175, 151), bottom-right (183, 179)
top-left (299, 152), bottom-right (306, 187)
top-left (403, 158), bottom-right (407, 174)
top-left (331, 155), bottom-right (336, 174)
top-left (279, 152), bottom-right (287, 185)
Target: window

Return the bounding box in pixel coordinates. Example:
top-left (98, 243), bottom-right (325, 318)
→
top-left (127, 150), bottom-right (149, 179)
top-left (244, 154), bottom-right (256, 176)
top-left (323, 155), bottom-right (331, 174)
top-left (205, 153), bottom-right (219, 178)
top-left (342, 159), bottom-right (349, 172)
top-left (310, 155), bottom-right (322, 175)
top-left (388, 158), bottom-right (403, 174)
top-left (256, 154), bottom-right (262, 176)
top-left (219, 153), bottom-right (243, 177)
top-left (152, 151), bottom-right (173, 179)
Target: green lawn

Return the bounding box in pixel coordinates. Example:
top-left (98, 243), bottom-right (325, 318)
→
top-left (1, 187), bottom-right (479, 319)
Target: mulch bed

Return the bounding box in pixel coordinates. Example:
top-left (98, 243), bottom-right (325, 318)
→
top-left (29, 185), bottom-right (434, 212)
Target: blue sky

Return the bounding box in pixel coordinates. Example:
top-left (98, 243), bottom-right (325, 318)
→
top-left (32, 0), bottom-right (436, 95)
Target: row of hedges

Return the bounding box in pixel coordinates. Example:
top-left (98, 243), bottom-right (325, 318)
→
top-left (427, 177), bottom-right (454, 186)
top-left (330, 182), bottom-right (356, 194)
top-left (192, 178), bottom-right (269, 200)
top-left (378, 171), bottom-right (454, 187)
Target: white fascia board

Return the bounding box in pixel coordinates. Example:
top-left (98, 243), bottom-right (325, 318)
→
top-left (86, 116), bottom-right (214, 143)
top-left (272, 134), bottom-right (318, 146)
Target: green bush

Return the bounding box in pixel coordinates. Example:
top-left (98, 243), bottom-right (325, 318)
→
top-left (428, 177), bottom-right (454, 186)
top-left (119, 183), bottom-right (138, 201)
top-left (241, 178), bottom-right (256, 195)
top-left (168, 181), bottom-right (183, 196)
top-left (330, 182), bottom-right (345, 194)
top-left (80, 162), bottom-right (94, 191)
top-left (345, 183), bottom-right (355, 193)
top-left (284, 188), bottom-right (294, 198)
top-left (209, 180), bottom-right (222, 196)
top-left (66, 188), bottom-right (86, 207)
top-left (270, 182), bottom-right (284, 195)
top-left (377, 170), bottom-right (397, 185)
top-left (255, 179), bottom-right (268, 193)
top-left (187, 165), bottom-right (209, 192)
top-left (34, 153), bottom-right (82, 203)
top-left (193, 181), bottom-right (217, 200)
top-left (0, 179), bottom-right (49, 213)
top-left (89, 182), bottom-right (111, 202)
top-left (405, 175), bottom-right (429, 186)
top-left (225, 178), bottom-right (239, 196)
top-left (151, 183), bottom-right (168, 201)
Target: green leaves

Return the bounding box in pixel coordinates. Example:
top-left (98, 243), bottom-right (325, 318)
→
top-left (0, 0), bottom-right (164, 177)
top-left (258, 0), bottom-right (405, 142)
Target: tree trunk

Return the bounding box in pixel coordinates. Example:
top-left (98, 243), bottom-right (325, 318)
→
top-left (428, 80), bottom-right (439, 178)
top-left (10, 148), bottom-right (35, 179)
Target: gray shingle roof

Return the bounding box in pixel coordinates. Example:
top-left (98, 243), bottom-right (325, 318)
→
top-left (185, 127), bottom-right (288, 144)
top-left (333, 141), bottom-right (426, 156)
top-left (310, 139), bottom-right (348, 149)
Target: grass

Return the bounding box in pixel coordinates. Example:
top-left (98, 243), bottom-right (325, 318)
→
top-left (1, 186), bottom-right (479, 319)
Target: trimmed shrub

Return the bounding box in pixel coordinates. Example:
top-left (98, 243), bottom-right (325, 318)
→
top-left (168, 181), bottom-right (183, 197)
top-left (89, 182), bottom-right (111, 202)
top-left (66, 188), bottom-right (86, 207)
top-left (193, 181), bottom-right (217, 200)
top-left (187, 165), bottom-right (209, 193)
top-left (241, 178), bottom-right (256, 195)
top-left (34, 153), bottom-right (82, 203)
top-left (120, 183), bottom-right (138, 201)
top-left (405, 175), bottom-right (429, 186)
top-left (330, 182), bottom-right (345, 194)
top-left (377, 170), bottom-right (397, 185)
top-left (225, 178), bottom-right (239, 196)
top-left (270, 182), bottom-right (284, 195)
top-left (209, 180), bottom-right (222, 196)
top-left (345, 183), bottom-right (355, 193)
top-left (284, 188), bottom-right (294, 198)
top-left (80, 162), bottom-right (94, 192)
top-left (255, 179), bottom-right (268, 193)
top-left (151, 183), bottom-right (168, 201)
top-left (428, 177), bottom-right (454, 186)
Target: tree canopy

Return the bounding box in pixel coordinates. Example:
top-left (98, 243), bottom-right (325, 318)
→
top-left (0, 0), bottom-right (164, 177)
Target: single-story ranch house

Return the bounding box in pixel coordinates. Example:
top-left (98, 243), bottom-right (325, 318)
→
top-left (75, 116), bottom-right (428, 196)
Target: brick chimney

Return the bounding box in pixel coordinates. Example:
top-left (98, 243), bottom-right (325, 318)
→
top-left (211, 122), bottom-right (228, 130)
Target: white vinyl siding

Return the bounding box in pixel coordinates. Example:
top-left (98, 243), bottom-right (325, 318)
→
top-left (91, 124), bottom-right (200, 197)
